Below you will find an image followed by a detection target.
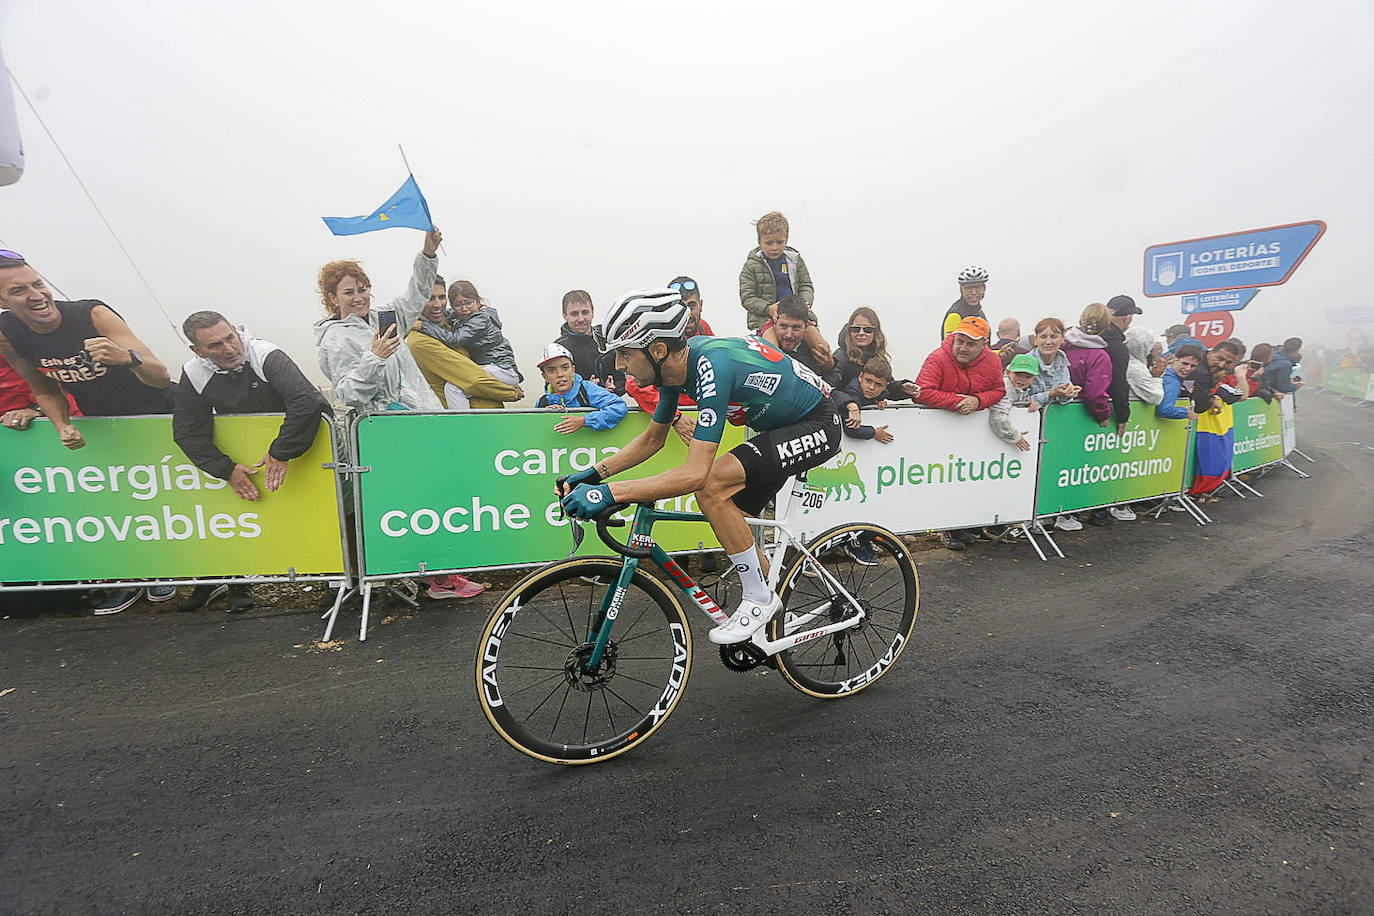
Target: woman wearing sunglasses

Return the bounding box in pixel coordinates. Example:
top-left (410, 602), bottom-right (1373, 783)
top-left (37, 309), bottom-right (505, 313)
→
top-left (830, 307), bottom-right (919, 399)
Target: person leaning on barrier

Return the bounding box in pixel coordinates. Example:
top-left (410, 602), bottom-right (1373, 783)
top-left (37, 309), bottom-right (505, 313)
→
top-left (1, 344), bottom-right (80, 430)
top-left (1124, 325), bottom-right (1166, 406)
top-left (1025, 317), bottom-right (1080, 408)
top-left (313, 228), bottom-right (445, 414)
top-left (988, 353), bottom-right (1041, 453)
top-left (914, 315), bottom-right (1005, 550)
top-left (1156, 344), bottom-right (1203, 421)
top-left (0, 249), bottom-right (178, 614)
top-left (171, 311), bottom-right (335, 613)
top-left (1185, 339), bottom-right (1247, 416)
top-left (1263, 337), bottom-right (1303, 401)
top-left (408, 274), bottom-right (521, 409)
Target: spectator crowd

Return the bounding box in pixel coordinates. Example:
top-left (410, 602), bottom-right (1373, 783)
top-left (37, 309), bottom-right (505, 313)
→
top-left (0, 214), bottom-right (1310, 611)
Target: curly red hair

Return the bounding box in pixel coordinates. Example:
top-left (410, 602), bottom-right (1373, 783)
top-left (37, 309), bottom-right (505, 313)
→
top-left (317, 260), bottom-right (371, 317)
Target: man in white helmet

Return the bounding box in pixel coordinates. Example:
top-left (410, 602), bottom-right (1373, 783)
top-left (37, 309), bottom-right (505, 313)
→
top-left (942, 266), bottom-right (990, 339)
top-left (558, 288), bottom-right (842, 645)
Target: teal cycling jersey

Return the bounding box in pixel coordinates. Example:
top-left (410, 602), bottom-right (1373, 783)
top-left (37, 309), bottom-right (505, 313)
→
top-left (651, 336), bottom-right (829, 443)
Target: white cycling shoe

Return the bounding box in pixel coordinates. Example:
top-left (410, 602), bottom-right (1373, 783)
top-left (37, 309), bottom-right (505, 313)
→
top-left (708, 594), bottom-right (782, 645)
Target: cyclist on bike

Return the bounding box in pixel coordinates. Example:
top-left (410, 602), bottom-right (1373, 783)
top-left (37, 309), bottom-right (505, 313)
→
top-left (558, 288), bottom-right (843, 645)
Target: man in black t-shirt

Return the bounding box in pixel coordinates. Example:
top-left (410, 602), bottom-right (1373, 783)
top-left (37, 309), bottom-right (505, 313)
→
top-left (0, 251), bottom-right (177, 614)
top-left (0, 252), bottom-right (173, 447)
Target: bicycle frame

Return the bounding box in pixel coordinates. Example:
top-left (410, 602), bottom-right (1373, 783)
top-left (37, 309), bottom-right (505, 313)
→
top-left (582, 477), bottom-right (867, 668)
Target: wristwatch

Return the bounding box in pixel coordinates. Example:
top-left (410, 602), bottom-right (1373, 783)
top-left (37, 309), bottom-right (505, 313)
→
top-left (127, 349), bottom-right (143, 367)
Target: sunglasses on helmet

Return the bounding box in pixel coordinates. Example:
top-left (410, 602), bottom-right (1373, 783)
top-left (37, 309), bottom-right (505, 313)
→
top-left (668, 279), bottom-right (697, 292)
top-left (0, 249), bottom-right (26, 263)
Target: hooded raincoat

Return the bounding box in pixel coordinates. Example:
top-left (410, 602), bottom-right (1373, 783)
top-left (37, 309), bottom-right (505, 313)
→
top-left (313, 252), bottom-right (444, 415)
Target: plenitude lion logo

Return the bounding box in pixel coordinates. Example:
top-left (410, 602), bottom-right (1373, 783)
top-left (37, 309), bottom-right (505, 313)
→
top-left (804, 452), bottom-right (866, 512)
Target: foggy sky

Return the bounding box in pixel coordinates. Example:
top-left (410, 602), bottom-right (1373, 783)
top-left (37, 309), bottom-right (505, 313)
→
top-left (3, 0), bottom-right (1371, 395)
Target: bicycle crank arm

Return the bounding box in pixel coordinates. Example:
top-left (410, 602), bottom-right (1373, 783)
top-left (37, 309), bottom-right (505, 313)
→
top-left (752, 609), bottom-right (864, 657)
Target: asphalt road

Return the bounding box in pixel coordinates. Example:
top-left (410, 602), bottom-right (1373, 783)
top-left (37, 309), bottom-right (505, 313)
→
top-left (3, 392), bottom-right (1371, 916)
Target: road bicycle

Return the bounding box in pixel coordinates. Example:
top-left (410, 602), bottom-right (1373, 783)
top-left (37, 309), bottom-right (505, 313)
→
top-left (475, 474), bottom-right (919, 764)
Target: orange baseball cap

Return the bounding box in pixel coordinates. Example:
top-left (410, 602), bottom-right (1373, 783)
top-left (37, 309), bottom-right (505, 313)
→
top-left (954, 316), bottom-right (991, 341)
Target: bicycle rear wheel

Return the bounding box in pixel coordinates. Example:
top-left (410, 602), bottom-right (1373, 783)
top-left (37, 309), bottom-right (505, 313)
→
top-left (475, 557), bottom-right (692, 764)
top-left (769, 523), bottom-right (918, 697)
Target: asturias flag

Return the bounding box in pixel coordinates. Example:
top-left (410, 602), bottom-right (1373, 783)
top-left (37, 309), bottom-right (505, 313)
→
top-left (322, 175), bottom-right (433, 236)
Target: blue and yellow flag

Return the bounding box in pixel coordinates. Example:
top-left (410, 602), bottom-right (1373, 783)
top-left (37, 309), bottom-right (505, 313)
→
top-left (321, 175), bottom-right (433, 236)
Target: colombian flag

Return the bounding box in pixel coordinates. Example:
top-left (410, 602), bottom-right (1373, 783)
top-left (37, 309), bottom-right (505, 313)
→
top-left (1189, 402), bottom-right (1234, 495)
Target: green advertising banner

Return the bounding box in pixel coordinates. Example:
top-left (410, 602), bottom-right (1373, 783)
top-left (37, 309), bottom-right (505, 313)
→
top-left (1036, 402), bottom-right (1191, 515)
top-left (1231, 398), bottom-right (1285, 473)
top-left (354, 410), bottom-right (744, 576)
top-left (0, 415), bottom-right (345, 583)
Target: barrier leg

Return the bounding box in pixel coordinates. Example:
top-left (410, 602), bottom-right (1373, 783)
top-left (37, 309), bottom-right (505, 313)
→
top-left (1230, 476), bottom-right (1264, 498)
top-left (359, 581), bottom-right (373, 642)
top-left (1175, 494), bottom-right (1211, 526)
top-left (1280, 458), bottom-right (1312, 479)
top-left (321, 584), bottom-right (347, 642)
top-left (1292, 448), bottom-right (1316, 464)
top-left (1022, 525), bottom-right (1047, 561)
top-left (1032, 521), bottom-right (1065, 559)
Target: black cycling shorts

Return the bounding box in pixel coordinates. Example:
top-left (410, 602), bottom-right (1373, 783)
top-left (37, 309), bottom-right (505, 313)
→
top-left (727, 399), bottom-right (842, 515)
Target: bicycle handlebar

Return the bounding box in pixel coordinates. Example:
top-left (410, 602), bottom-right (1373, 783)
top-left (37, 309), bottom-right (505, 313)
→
top-left (596, 503), bottom-right (655, 559)
top-left (556, 475), bottom-right (655, 560)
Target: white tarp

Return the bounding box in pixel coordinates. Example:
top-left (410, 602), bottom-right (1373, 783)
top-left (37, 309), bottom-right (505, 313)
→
top-left (794, 404), bottom-right (1041, 539)
top-left (0, 42), bottom-right (24, 187)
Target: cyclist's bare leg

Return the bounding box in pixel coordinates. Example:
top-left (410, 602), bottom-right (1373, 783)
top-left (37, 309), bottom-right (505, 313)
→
top-left (695, 452), bottom-right (768, 577)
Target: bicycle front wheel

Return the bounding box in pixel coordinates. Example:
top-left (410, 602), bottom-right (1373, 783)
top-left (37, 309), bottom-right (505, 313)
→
top-left (475, 557), bottom-right (693, 765)
top-left (769, 523), bottom-right (919, 698)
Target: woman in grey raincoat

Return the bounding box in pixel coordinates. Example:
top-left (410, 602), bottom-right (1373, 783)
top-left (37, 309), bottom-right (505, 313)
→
top-left (313, 228), bottom-right (445, 414)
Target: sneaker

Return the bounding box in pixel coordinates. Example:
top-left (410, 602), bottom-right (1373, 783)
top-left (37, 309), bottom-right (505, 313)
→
top-left (699, 552), bottom-right (723, 574)
top-left (177, 584), bottom-right (228, 612)
top-left (226, 585), bottom-right (254, 613)
top-left (93, 588), bottom-right (142, 616)
top-left (1086, 509), bottom-right (1116, 527)
top-left (844, 538), bottom-right (879, 566)
top-left (447, 574), bottom-right (486, 598)
top-left (1053, 515), bottom-right (1083, 531)
top-left (708, 594), bottom-right (781, 645)
top-left (940, 531), bottom-right (966, 551)
top-left (1167, 503), bottom-right (1188, 512)
top-left (425, 576), bottom-right (461, 600)
top-left (427, 575), bottom-right (486, 600)
top-left (146, 584), bottom-right (177, 603)
top-left (1109, 506), bottom-right (1137, 521)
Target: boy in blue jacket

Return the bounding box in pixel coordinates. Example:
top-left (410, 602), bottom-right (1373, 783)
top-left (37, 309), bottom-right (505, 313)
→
top-left (535, 343), bottom-right (627, 434)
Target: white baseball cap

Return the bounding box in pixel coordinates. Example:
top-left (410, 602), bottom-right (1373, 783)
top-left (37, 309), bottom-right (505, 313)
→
top-left (536, 342), bottom-right (575, 367)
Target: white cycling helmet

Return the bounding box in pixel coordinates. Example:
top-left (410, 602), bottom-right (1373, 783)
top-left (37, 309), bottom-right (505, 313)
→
top-left (957, 266), bottom-right (989, 284)
top-left (603, 288), bottom-right (690, 351)
top-left (536, 342), bottom-right (575, 367)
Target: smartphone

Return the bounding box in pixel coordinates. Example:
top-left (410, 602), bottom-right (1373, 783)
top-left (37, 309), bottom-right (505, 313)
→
top-left (376, 309), bottom-right (398, 338)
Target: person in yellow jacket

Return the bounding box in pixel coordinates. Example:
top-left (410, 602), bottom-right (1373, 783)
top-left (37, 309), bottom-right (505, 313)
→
top-left (941, 266), bottom-right (990, 339)
top-left (407, 275), bottom-right (522, 409)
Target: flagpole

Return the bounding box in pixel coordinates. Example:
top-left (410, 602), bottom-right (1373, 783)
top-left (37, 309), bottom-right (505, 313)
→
top-left (398, 143), bottom-right (446, 255)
